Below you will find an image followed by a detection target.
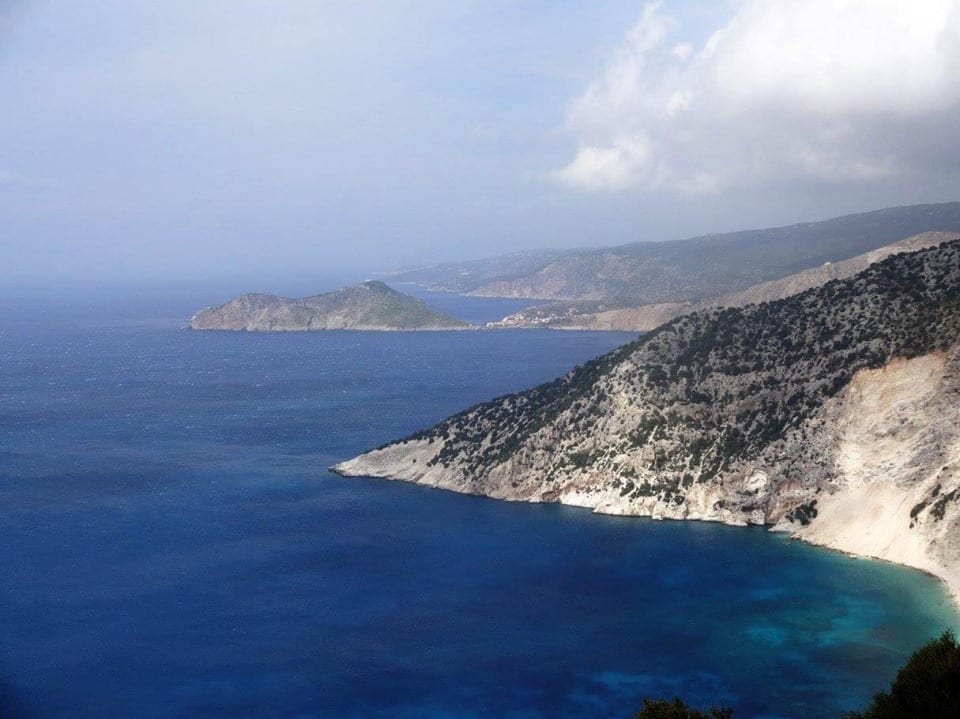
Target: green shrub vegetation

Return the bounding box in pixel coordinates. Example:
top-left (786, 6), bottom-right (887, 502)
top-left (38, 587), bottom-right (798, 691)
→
top-left (632, 632), bottom-right (960, 719)
top-left (842, 631), bottom-right (960, 719)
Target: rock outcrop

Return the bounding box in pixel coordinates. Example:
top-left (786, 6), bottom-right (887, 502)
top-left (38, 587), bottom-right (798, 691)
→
top-left (189, 281), bottom-right (471, 331)
top-left (335, 241), bottom-right (960, 601)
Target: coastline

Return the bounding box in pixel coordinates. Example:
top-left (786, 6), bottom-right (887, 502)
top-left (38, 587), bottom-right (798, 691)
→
top-left (331, 460), bottom-right (960, 616)
top-left (794, 531), bottom-right (960, 616)
top-left (334, 339), bottom-right (960, 618)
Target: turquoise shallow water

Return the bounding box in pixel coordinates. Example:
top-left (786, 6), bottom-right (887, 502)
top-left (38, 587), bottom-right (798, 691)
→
top-left (0, 292), bottom-right (956, 719)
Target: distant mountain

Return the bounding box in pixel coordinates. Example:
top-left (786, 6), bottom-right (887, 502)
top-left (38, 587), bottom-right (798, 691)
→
top-left (387, 249), bottom-right (567, 294)
top-left (336, 240), bottom-right (960, 602)
top-left (494, 231), bottom-right (958, 331)
top-left (188, 281), bottom-right (471, 331)
top-left (392, 202), bottom-right (960, 304)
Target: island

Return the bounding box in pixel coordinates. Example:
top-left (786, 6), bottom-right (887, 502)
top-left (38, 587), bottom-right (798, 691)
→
top-left (188, 280), bottom-right (472, 331)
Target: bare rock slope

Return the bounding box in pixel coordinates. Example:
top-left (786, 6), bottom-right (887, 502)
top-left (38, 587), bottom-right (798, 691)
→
top-left (189, 281), bottom-right (471, 331)
top-left (336, 241), bottom-right (960, 600)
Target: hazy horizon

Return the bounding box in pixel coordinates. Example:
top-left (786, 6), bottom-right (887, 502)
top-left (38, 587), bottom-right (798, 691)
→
top-left (3, 1), bottom-right (960, 290)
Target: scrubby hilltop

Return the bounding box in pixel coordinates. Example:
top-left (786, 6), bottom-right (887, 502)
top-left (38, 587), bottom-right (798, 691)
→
top-left (189, 280), bottom-right (471, 331)
top-left (336, 241), bottom-right (960, 599)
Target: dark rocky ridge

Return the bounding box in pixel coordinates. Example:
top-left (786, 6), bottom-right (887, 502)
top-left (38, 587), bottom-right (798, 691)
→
top-left (368, 241), bottom-right (960, 487)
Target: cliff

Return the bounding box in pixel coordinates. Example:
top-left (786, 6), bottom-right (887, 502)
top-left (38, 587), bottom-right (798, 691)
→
top-left (494, 231), bottom-right (957, 331)
top-left (188, 281), bottom-right (472, 331)
top-left (335, 241), bottom-right (960, 601)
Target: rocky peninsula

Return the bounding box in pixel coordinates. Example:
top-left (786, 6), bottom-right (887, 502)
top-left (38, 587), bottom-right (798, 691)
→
top-left (336, 241), bottom-right (960, 602)
top-left (189, 280), bottom-right (471, 331)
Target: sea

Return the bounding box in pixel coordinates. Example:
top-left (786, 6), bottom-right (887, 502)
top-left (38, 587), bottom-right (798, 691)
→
top-left (0, 284), bottom-right (957, 719)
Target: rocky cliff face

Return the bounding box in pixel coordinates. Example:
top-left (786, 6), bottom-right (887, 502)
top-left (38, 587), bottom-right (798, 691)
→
top-left (494, 232), bottom-right (957, 331)
top-left (790, 351), bottom-right (960, 599)
top-left (189, 281), bottom-right (471, 331)
top-left (335, 241), bottom-right (960, 600)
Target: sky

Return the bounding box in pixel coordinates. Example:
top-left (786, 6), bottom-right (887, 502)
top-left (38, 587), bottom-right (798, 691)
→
top-left (2, 0), bottom-right (960, 293)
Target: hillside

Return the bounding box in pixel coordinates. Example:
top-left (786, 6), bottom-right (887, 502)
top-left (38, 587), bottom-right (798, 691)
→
top-left (188, 281), bottom-right (471, 331)
top-left (387, 249), bottom-right (566, 294)
top-left (392, 202), bottom-right (960, 303)
top-left (494, 231), bottom-right (958, 331)
top-left (335, 241), bottom-right (960, 600)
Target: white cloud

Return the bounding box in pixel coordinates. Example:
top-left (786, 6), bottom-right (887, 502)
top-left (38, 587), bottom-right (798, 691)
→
top-left (553, 137), bottom-right (653, 191)
top-left (554, 0), bottom-right (960, 194)
top-left (671, 42), bottom-right (693, 61)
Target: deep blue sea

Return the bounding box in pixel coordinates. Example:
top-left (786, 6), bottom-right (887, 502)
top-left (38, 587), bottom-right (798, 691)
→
top-left (0, 290), bottom-right (957, 719)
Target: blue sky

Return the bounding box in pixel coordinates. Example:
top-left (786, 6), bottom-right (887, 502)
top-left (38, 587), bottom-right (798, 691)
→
top-left (3, 1), bottom-right (960, 292)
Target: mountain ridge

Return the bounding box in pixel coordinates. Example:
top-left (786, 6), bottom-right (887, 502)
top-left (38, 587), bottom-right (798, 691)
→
top-left (493, 231), bottom-right (959, 331)
top-left (392, 202), bottom-right (960, 304)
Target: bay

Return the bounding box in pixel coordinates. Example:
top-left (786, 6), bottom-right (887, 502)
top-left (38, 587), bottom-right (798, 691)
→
top-left (0, 292), bottom-right (956, 719)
